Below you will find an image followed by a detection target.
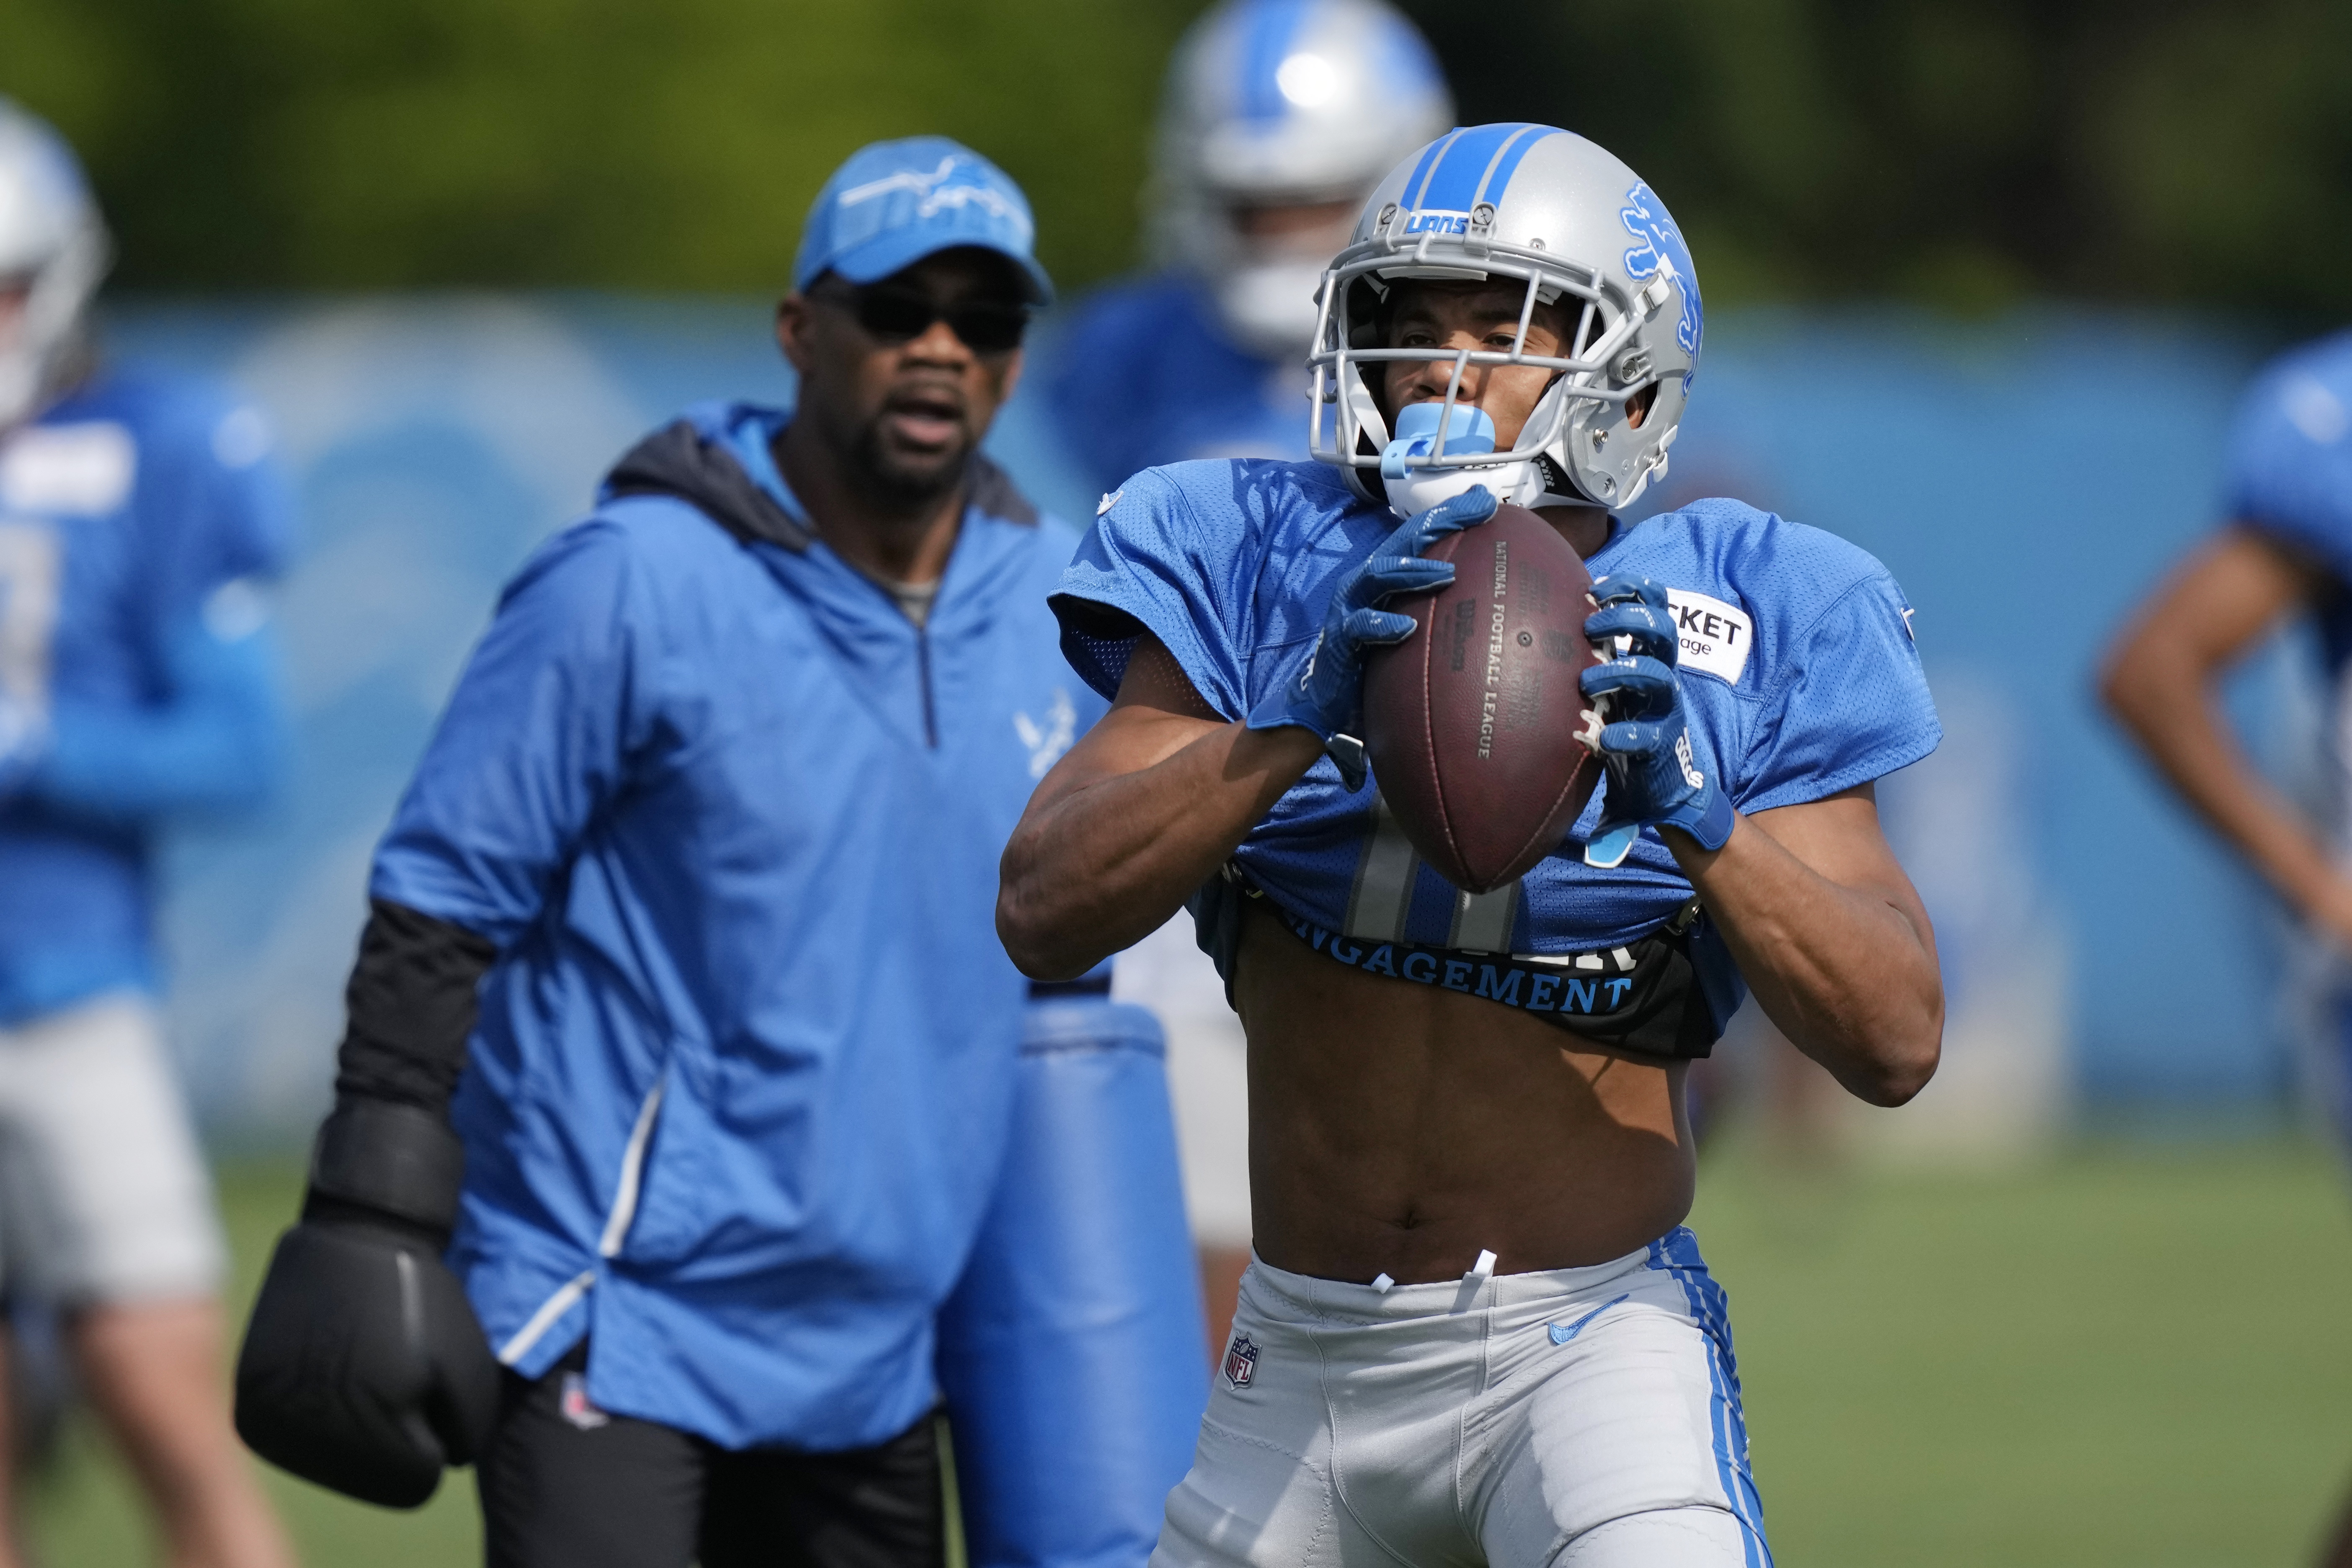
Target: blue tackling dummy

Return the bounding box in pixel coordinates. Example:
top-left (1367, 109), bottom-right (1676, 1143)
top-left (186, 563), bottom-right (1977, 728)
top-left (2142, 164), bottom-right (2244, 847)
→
top-left (940, 982), bottom-right (1207, 1568)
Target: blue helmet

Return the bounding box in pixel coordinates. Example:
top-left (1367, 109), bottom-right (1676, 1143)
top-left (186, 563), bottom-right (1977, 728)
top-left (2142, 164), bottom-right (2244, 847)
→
top-left (0, 98), bottom-right (108, 426)
top-left (1148, 0), bottom-right (1452, 358)
top-left (1308, 125), bottom-right (1702, 516)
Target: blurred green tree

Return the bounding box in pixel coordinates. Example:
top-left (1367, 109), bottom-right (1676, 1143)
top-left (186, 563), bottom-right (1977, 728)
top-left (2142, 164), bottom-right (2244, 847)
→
top-left (0, 0), bottom-right (1200, 291)
top-left (3, 0), bottom-right (2348, 315)
top-left (1400, 0), bottom-right (2352, 319)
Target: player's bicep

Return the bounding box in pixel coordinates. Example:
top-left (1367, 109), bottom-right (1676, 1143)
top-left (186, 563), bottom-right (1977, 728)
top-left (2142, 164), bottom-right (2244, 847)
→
top-left (1742, 783), bottom-right (1934, 947)
top-left (1029, 632), bottom-right (1229, 812)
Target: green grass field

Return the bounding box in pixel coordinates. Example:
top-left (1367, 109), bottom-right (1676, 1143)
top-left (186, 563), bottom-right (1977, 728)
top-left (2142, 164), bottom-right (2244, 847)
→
top-left (24, 1141), bottom-right (2352, 1566)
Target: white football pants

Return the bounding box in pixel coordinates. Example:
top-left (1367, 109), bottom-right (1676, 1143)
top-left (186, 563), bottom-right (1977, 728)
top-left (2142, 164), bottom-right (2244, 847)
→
top-left (1152, 1228), bottom-right (1770, 1568)
top-left (0, 993), bottom-right (226, 1305)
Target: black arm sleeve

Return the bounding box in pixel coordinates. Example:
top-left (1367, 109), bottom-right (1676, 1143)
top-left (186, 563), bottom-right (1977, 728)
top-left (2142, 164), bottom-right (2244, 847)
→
top-left (331, 898), bottom-right (500, 1118)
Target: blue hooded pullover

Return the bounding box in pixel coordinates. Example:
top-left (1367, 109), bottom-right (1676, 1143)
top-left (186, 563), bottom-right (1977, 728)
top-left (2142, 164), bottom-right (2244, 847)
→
top-left (368, 401), bottom-right (1099, 1450)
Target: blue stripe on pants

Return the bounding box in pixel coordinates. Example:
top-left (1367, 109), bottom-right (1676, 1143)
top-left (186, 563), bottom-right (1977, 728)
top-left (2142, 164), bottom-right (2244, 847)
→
top-left (1648, 1230), bottom-right (1772, 1566)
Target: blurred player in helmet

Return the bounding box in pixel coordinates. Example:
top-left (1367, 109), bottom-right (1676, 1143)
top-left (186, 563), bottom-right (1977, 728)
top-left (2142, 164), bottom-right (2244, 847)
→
top-left (231, 137), bottom-right (1204, 1568)
top-left (2100, 331), bottom-right (2352, 1568)
top-left (0, 99), bottom-right (296, 1568)
top-left (1002, 124), bottom-right (1947, 1565)
top-left (1040, 0), bottom-right (1452, 1357)
top-left (1044, 0), bottom-right (1451, 490)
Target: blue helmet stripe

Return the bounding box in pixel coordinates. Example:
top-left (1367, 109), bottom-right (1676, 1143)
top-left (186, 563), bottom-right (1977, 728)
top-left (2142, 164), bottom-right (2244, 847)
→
top-left (1468, 124), bottom-right (1554, 210)
top-left (1238, 0), bottom-right (1314, 123)
top-left (1413, 122), bottom-right (1555, 213)
top-left (1402, 128), bottom-right (1465, 211)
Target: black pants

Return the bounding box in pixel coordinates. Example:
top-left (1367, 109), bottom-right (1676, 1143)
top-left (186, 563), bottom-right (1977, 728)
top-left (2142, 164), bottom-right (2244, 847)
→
top-left (478, 1344), bottom-right (945, 1568)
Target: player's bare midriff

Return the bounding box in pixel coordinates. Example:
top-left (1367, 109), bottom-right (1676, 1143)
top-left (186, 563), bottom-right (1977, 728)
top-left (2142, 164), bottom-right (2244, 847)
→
top-left (1230, 897), bottom-right (1695, 1287)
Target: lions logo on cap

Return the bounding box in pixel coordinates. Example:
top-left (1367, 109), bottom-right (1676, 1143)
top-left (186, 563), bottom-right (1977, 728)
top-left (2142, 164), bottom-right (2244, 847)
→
top-left (837, 155), bottom-right (1030, 238)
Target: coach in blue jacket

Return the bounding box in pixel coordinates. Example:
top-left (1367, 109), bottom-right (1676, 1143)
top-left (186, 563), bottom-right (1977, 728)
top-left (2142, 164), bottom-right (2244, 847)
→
top-left (232, 139), bottom-right (1204, 1568)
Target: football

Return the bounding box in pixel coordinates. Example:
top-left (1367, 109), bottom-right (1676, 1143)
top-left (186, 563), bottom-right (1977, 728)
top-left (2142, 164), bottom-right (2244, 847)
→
top-left (1361, 503), bottom-right (1605, 894)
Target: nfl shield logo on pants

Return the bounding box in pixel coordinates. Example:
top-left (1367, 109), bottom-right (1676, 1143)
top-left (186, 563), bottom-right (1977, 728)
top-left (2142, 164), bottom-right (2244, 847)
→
top-left (1223, 1333), bottom-right (1259, 1389)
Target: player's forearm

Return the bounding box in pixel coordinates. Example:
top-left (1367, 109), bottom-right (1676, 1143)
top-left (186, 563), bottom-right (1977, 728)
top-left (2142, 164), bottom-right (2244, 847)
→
top-left (997, 722), bottom-right (1320, 978)
top-left (2102, 649), bottom-right (2340, 921)
top-left (2098, 526), bottom-right (2343, 927)
top-left (30, 632), bottom-right (285, 824)
top-left (1673, 817), bottom-right (1943, 1106)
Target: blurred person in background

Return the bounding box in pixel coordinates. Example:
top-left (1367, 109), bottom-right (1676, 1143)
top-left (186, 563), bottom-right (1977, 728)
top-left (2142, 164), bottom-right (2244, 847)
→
top-left (1039, 0), bottom-right (1453, 1357)
top-left (232, 137), bottom-right (1202, 1568)
top-left (1045, 0), bottom-right (1451, 502)
top-left (2100, 327), bottom-right (2352, 1568)
top-left (0, 99), bottom-right (297, 1568)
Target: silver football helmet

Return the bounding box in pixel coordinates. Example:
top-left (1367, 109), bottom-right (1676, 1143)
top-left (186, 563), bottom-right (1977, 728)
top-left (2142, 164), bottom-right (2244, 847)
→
top-left (0, 99), bottom-right (109, 428)
top-left (1308, 124), bottom-right (1702, 516)
top-left (1148, 0), bottom-right (1452, 359)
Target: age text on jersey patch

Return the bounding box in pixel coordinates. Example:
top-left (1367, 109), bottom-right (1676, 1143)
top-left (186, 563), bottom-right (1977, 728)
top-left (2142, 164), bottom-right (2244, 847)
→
top-left (1663, 588), bottom-right (1751, 684)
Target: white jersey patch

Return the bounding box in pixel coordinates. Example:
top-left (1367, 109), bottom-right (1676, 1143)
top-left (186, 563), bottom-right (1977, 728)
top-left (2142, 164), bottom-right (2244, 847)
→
top-left (1664, 588), bottom-right (1752, 685)
top-left (0, 423), bottom-right (136, 516)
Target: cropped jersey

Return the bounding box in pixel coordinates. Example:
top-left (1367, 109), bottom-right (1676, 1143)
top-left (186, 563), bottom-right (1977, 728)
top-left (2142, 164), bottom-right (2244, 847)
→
top-left (1052, 459), bottom-right (1940, 1044)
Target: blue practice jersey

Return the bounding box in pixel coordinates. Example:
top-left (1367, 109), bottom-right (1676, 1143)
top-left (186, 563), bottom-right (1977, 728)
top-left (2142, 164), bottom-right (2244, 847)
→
top-left (0, 367), bottom-right (290, 1024)
top-left (372, 401), bottom-right (1105, 1452)
top-left (1054, 459), bottom-right (1939, 957)
top-left (2227, 330), bottom-right (2352, 674)
top-left (1042, 276), bottom-right (1309, 499)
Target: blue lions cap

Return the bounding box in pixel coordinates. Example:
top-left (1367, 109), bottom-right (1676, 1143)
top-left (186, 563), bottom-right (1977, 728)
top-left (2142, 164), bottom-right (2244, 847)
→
top-left (794, 137), bottom-right (1052, 305)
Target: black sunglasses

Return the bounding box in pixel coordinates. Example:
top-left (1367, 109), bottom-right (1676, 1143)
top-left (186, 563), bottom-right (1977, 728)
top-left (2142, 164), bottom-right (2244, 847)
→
top-left (818, 284), bottom-right (1029, 354)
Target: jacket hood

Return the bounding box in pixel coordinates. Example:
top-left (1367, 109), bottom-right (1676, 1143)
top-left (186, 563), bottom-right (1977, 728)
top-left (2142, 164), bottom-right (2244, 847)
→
top-left (603, 412), bottom-right (814, 551)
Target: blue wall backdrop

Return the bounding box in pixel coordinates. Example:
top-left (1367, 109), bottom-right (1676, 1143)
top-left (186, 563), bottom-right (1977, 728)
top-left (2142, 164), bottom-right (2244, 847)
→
top-left (102, 298), bottom-right (2304, 1140)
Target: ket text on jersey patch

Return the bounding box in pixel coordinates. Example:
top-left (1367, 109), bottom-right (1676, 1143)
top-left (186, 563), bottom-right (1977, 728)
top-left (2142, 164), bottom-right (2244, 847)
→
top-left (1663, 588), bottom-right (1751, 684)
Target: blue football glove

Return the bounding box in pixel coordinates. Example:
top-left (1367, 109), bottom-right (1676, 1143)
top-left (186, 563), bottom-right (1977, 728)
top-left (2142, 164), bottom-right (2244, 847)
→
top-left (1578, 577), bottom-right (1735, 867)
top-left (1247, 484), bottom-right (1498, 790)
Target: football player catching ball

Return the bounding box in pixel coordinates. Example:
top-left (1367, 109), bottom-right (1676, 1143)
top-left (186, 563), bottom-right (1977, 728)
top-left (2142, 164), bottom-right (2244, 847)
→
top-left (1000, 124), bottom-right (1946, 1567)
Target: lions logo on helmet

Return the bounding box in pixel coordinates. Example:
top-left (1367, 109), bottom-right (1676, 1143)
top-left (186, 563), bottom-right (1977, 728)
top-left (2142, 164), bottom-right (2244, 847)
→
top-left (0, 98), bottom-right (110, 429)
top-left (1308, 124), bottom-right (1702, 517)
top-left (1620, 183), bottom-right (1701, 370)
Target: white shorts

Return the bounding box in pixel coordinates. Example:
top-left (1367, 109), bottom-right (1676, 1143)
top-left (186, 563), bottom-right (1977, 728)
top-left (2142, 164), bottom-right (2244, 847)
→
top-left (1154, 1229), bottom-right (1770, 1568)
top-left (0, 994), bottom-right (227, 1305)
